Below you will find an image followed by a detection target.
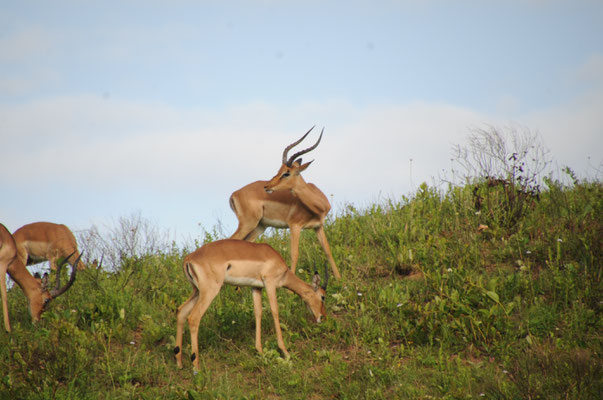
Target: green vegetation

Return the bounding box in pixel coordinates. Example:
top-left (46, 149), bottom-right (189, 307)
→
top-left (1, 171), bottom-right (601, 399)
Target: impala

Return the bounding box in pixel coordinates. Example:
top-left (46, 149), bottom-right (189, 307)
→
top-left (229, 127), bottom-right (341, 279)
top-left (1, 223), bottom-right (79, 332)
top-left (174, 239), bottom-right (328, 371)
top-left (13, 222), bottom-right (87, 275)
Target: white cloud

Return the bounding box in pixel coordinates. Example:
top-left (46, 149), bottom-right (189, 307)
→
top-left (2, 81), bottom-right (601, 239)
top-left (5, 91), bottom-right (599, 199)
top-left (1, 95), bottom-right (485, 200)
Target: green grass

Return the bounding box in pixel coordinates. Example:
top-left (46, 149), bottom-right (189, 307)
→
top-left (1, 177), bottom-right (601, 399)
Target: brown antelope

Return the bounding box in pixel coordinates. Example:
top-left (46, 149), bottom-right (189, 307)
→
top-left (229, 127), bottom-right (341, 279)
top-left (174, 239), bottom-right (328, 371)
top-left (1, 223), bottom-right (79, 332)
top-left (13, 222), bottom-right (87, 274)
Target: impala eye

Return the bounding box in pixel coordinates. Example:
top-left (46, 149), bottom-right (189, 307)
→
top-left (282, 172), bottom-right (290, 178)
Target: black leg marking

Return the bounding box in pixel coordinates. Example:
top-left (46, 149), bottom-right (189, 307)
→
top-left (174, 346), bottom-right (180, 355)
top-left (191, 353), bottom-right (196, 362)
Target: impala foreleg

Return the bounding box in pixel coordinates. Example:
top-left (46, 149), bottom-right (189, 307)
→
top-left (289, 225), bottom-right (302, 274)
top-left (264, 283), bottom-right (289, 358)
top-left (1, 272), bottom-right (10, 333)
top-left (315, 225), bottom-right (341, 279)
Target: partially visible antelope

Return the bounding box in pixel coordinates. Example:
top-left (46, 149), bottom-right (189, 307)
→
top-left (174, 239), bottom-right (328, 371)
top-left (229, 127), bottom-right (341, 279)
top-left (1, 223), bottom-right (79, 332)
top-left (13, 222), bottom-right (87, 275)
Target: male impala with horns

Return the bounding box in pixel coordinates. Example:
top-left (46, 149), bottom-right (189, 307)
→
top-left (229, 127), bottom-right (341, 279)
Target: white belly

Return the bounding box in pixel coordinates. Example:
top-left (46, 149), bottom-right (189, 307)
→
top-left (223, 275), bottom-right (264, 288)
top-left (261, 217), bottom-right (289, 229)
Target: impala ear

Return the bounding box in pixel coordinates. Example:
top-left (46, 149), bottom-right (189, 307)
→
top-left (298, 160), bottom-right (313, 173)
top-left (312, 271), bottom-right (321, 291)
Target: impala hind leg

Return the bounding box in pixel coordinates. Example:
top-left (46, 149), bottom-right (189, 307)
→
top-left (188, 283), bottom-right (222, 371)
top-left (175, 289), bottom-right (198, 368)
top-left (229, 196), bottom-right (264, 241)
top-left (230, 222), bottom-right (266, 242)
top-left (245, 225), bottom-right (266, 242)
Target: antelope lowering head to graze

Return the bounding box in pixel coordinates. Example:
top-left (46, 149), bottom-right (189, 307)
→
top-left (174, 239), bottom-right (328, 371)
top-left (1, 223), bottom-right (79, 332)
top-left (13, 222), bottom-right (87, 274)
top-left (229, 127), bottom-right (341, 279)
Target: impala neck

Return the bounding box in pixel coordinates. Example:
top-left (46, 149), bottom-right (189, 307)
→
top-left (7, 261), bottom-right (42, 299)
top-left (282, 270), bottom-right (316, 300)
top-left (290, 177), bottom-right (331, 217)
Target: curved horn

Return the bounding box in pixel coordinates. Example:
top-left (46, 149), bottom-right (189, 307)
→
top-left (322, 262), bottom-right (329, 291)
top-left (51, 252), bottom-right (80, 299)
top-left (282, 126), bottom-right (315, 165)
top-left (287, 127), bottom-right (323, 167)
top-left (54, 251), bottom-right (75, 293)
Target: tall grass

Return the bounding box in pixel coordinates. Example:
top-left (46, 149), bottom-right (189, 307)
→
top-left (1, 174), bottom-right (601, 399)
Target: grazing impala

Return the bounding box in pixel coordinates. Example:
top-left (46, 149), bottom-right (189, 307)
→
top-left (229, 127), bottom-right (341, 279)
top-left (174, 239), bottom-right (328, 371)
top-left (13, 222), bottom-right (87, 275)
top-left (1, 223), bottom-right (79, 332)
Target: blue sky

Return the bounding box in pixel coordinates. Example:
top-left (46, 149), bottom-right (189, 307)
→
top-left (1, 0), bottom-right (602, 245)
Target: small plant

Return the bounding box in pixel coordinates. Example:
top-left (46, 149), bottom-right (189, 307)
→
top-left (452, 125), bottom-right (551, 227)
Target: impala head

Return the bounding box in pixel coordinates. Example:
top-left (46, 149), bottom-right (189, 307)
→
top-left (30, 272), bottom-right (53, 321)
top-left (30, 252), bottom-right (81, 322)
top-left (307, 266), bottom-right (329, 323)
top-left (264, 126), bottom-right (323, 193)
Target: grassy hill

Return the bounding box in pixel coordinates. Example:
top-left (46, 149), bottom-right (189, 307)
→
top-left (1, 175), bottom-right (601, 399)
